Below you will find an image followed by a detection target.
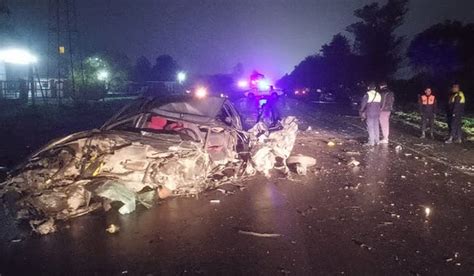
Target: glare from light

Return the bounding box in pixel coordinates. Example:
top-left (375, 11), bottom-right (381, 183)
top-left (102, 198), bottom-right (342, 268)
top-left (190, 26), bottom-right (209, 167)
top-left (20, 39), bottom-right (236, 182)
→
top-left (0, 48), bottom-right (38, 65)
top-left (195, 87), bottom-right (208, 98)
top-left (237, 79), bottom-right (249, 89)
top-left (425, 207), bottom-right (431, 217)
top-left (177, 71), bottom-right (186, 83)
top-left (257, 79), bottom-right (270, 91)
top-left (97, 70), bottom-right (109, 81)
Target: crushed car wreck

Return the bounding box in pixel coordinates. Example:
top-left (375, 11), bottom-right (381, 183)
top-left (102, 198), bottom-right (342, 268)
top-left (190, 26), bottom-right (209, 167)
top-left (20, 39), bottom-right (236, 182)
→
top-left (0, 96), bottom-right (302, 234)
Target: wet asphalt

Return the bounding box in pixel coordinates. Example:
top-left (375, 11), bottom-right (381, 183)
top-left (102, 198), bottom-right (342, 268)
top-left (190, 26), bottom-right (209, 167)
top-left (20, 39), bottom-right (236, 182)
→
top-left (0, 99), bottom-right (473, 275)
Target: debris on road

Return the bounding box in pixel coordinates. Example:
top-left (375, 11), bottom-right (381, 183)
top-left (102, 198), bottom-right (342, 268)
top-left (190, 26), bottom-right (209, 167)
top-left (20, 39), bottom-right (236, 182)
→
top-left (96, 181), bottom-right (138, 215)
top-left (377, 222), bottom-right (394, 227)
top-left (30, 218), bottom-right (57, 235)
top-left (445, 252), bottom-right (461, 266)
top-left (395, 145), bottom-right (403, 152)
top-left (238, 230), bottom-right (282, 238)
top-left (106, 224), bottom-right (120, 234)
top-left (248, 117), bottom-right (298, 177)
top-left (287, 154), bottom-right (316, 175)
top-left (297, 206), bottom-right (317, 216)
top-left (347, 159), bottom-right (360, 167)
top-left (352, 238), bottom-right (374, 251)
top-left (210, 199), bottom-right (221, 204)
top-left (327, 141), bottom-right (336, 147)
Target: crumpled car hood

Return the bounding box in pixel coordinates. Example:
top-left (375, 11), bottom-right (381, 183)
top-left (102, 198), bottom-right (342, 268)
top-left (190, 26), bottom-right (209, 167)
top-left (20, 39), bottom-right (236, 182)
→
top-left (1, 130), bottom-right (213, 223)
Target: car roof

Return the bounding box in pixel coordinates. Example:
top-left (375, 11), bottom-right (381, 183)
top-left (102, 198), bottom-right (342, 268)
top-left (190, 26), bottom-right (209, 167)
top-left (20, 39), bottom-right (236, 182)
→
top-left (149, 95), bottom-right (226, 119)
top-left (106, 95), bottom-right (229, 126)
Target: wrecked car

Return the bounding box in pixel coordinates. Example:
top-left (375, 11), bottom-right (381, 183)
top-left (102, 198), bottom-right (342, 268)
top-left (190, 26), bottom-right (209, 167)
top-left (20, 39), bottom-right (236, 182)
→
top-left (0, 96), bottom-right (247, 225)
top-left (0, 95), bottom-right (304, 234)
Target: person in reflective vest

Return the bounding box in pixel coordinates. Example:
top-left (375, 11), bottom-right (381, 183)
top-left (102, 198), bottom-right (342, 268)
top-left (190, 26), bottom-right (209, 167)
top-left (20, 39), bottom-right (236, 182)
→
top-left (359, 83), bottom-right (382, 146)
top-left (419, 87), bottom-right (437, 139)
top-left (446, 84), bottom-right (466, 143)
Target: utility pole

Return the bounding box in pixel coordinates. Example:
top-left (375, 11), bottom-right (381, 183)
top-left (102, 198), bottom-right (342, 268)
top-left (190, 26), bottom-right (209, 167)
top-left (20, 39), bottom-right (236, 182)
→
top-left (47, 0), bottom-right (82, 104)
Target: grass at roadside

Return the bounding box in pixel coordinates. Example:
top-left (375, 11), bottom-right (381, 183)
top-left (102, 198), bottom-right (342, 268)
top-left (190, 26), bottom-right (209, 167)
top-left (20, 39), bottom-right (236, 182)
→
top-left (393, 111), bottom-right (474, 141)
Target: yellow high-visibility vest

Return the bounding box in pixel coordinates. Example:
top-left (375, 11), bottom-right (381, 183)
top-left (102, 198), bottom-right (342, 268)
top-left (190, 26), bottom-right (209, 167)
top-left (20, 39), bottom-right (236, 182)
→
top-left (450, 91), bottom-right (465, 104)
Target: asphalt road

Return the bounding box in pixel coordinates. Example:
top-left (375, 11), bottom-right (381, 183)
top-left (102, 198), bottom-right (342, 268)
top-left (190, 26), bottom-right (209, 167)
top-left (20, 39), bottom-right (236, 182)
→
top-left (1, 99), bottom-right (473, 275)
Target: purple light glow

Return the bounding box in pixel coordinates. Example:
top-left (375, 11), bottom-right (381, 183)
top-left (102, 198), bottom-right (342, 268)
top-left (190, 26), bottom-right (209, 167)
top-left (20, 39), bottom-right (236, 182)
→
top-left (237, 80), bottom-right (249, 89)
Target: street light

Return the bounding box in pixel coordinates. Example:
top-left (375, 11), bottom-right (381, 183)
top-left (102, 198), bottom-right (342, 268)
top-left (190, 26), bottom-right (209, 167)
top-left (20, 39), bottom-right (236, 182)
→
top-left (0, 48), bottom-right (38, 65)
top-left (177, 71), bottom-right (186, 83)
top-left (97, 70), bottom-right (109, 81)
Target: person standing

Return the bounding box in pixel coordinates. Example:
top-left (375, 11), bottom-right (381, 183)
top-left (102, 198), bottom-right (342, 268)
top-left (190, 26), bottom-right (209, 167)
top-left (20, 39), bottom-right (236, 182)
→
top-left (360, 83), bottom-right (382, 146)
top-left (379, 82), bottom-right (395, 144)
top-left (446, 84), bottom-right (466, 143)
top-left (419, 87), bottom-right (437, 139)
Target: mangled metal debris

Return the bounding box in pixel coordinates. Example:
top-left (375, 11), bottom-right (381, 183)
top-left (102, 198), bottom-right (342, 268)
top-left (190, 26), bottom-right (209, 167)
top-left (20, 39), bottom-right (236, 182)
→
top-left (287, 154), bottom-right (316, 175)
top-left (238, 229), bottom-right (282, 238)
top-left (247, 116), bottom-right (299, 177)
top-left (0, 96), bottom-right (306, 235)
top-left (106, 224), bottom-right (120, 234)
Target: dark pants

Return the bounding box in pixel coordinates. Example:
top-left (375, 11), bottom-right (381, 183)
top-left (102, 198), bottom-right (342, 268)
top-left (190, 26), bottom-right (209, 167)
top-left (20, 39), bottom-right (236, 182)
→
top-left (421, 111), bottom-right (435, 133)
top-left (366, 115), bottom-right (380, 145)
top-left (449, 113), bottom-right (463, 139)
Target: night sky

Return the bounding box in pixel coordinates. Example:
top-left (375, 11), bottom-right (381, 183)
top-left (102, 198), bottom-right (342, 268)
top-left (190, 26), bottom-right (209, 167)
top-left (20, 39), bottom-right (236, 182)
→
top-left (9, 0), bottom-right (474, 79)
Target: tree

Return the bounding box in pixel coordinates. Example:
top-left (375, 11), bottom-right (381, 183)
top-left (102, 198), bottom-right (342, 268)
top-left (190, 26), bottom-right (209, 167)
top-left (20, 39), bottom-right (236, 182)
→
top-left (71, 52), bottom-right (132, 99)
top-left (408, 20), bottom-right (474, 76)
top-left (347, 0), bottom-right (409, 81)
top-left (321, 34), bottom-right (352, 59)
top-left (320, 34), bottom-right (359, 87)
top-left (151, 55), bottom-right (179, 81)
top-left (286, 55), bottom-right (324, 89)
top-left (132, 56), bottom-right (152, 83)
top-left (407, 20), bottom-right (474, 104)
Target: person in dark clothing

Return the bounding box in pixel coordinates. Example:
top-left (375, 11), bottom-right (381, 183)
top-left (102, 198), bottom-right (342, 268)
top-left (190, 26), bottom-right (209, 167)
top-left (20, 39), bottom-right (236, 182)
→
top-left (379, 82), bottom-right (395, 144)
top-left (419, 87), bottom-right (437, 139)
top-left (360, 83), bottom-right (382, 146)
top-left (446, 84), bottom-right (466, 143)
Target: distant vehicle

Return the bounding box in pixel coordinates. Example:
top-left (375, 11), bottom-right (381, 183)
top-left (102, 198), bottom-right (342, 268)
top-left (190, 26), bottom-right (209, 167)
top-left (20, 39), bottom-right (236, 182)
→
top-left (293, 88), bottom-right (310, 98)
top-left (186, 86), bottom-right (229, 99)
top-left (238, 71), bottom-right (284, 98)
top-left (244, 86), bottom-right (284, 98)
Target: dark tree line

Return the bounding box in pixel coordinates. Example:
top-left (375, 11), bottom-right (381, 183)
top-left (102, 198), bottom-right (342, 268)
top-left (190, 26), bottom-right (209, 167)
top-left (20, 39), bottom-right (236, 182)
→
top-left (278, 0), bottom-right (408, 93)
top-left (132, 55), bottom-right (180, 83)
top-left (279, 0), bottom-right (473, 109)
top-left (407, 20), bottom-right (474, 101)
